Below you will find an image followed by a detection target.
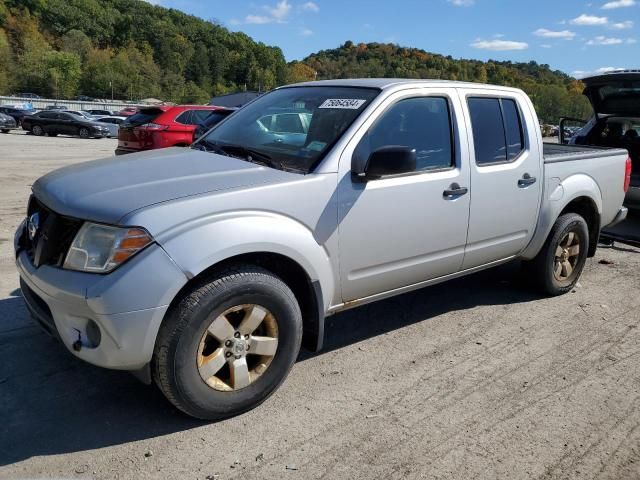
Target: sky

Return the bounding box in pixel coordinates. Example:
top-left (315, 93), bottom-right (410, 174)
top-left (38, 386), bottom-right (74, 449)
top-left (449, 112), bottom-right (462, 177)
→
top-left (149, 0), bottom-right (639, 78)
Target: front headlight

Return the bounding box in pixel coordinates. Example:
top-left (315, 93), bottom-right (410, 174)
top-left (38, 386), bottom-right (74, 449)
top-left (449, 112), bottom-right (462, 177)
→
top-left (63, 223), bottom-right (153, 273)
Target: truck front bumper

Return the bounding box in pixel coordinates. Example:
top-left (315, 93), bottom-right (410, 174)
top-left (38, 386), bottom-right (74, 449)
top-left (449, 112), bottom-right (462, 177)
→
top-left (14, 222), bottom-right (187, 371)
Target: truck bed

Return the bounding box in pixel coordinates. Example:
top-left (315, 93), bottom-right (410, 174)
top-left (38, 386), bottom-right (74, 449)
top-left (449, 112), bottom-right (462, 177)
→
top-left (543, 143), bottom-right (628, 163)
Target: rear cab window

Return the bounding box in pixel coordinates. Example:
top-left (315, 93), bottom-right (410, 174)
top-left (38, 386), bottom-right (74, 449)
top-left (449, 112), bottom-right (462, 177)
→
top-left (467, 97), bottom-right (525, 165)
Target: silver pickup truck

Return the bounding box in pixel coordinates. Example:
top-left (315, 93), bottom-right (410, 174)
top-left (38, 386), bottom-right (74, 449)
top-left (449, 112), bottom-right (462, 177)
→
top-left (14, 79), bottom-right (630, 419)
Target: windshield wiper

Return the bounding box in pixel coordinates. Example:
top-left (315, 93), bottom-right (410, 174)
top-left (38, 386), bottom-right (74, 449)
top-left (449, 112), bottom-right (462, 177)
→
top-left (193, 140), bottom-right (289, 171)
top-left (192, 139), bottom-right (228, 156)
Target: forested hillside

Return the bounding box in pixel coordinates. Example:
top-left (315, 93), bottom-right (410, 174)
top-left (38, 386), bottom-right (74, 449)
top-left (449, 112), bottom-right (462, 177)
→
top-left (0, 0), bottom-right (295, 103)
top-left (304, 42), bottom-right (592, 123)
top-left (0, 0), bottom-right (591, 122)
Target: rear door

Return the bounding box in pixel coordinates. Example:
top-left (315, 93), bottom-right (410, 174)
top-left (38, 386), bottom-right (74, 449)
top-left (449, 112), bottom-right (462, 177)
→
top-left (458, 89), bottom-right (542, 269)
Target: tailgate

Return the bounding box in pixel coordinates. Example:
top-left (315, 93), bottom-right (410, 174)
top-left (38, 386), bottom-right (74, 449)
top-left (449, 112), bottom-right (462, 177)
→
top-left (118, 108), bottom-right (165, 150)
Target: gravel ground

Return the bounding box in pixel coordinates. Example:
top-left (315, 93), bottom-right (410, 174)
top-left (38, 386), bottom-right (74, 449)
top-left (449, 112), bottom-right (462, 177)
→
top-left (1, 131), bottom-right (639, 480)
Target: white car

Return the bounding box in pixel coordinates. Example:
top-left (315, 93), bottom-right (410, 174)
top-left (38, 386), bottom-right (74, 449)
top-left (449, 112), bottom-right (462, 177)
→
top-left (94, 116), bottom-right (126, 136)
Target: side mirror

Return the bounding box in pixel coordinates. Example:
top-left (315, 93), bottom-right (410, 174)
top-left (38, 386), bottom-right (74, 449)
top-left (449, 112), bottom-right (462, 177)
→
top-left (354, 146), bottom-right (416, 181)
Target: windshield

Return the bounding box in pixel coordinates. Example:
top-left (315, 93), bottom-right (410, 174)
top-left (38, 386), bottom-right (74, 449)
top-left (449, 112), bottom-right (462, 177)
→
top-left (196, 86), bottom-right (380, 173)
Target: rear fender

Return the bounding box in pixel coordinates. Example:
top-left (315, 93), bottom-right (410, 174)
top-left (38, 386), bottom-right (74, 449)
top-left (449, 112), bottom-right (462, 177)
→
top-left (521, 174), bottom-right (602, 260)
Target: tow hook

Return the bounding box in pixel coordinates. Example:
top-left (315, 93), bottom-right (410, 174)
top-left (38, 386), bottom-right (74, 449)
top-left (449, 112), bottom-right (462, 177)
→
top-left (72, 329), bottom-right (82, 352)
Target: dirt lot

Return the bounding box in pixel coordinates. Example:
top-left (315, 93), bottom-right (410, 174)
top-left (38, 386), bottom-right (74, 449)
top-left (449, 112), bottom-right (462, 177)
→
top-left (1, 130), bottom-right (640, 480)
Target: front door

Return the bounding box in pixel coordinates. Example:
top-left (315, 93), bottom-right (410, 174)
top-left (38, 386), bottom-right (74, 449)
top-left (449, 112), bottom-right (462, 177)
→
top-left (459, 91), bottom-right (542, 269)
top-left (337, 90), bottom-right (471, 301)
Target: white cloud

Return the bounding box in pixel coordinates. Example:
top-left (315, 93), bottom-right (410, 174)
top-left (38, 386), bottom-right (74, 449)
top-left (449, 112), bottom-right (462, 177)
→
top-left (628, 38), bottom-right (638, 43)
top-left (587, 35), bottom-right (624, 44)
top-left (240, 0), bottom-right (292, 25)
top-left (300, 28), bottom-right (313, 36)
top-left (540, 44), bottom-right (552, 48)
top-left (570, 14), bottom-right (609, 25)
top-left (533, 28), bottom-right (576, 39)
top-left (245, 14), bottom-right (273, 24)
top-left (470, 39), bottom-right (528, 50)
top-left (448, 0), bottom-right (475, 6)
top-left (301, 1), bottom-right (319, 12)
top-left (602, 0), bottom-right (636, 8)
top-left (267, 0), bottom-right (292, 22)
top-left (610, 20), bottom-right (634, 29)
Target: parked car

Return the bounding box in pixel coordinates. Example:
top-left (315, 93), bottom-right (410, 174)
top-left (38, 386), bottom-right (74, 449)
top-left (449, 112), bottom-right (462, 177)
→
top-left (0, 105), bottom-right (35, 127)
top-left (75, 95), bottom-right (95, 102)
top-left (565, 71), bottom-right (640, 210)
top-left (0, 112), bottom-right (18, 133)
top-left (45, 105), bottom-right (66, 111)
top-left (192, 107), bottom-right (237, 141)
top-left (15, 79), bottom-right (629, 419)
top-left (95, 115), bottom-right (126, 136)
top-left (116, 105), bottom-right (219, 154)
top-left (117, 106), bottom-right (138, 116)
top-left (21, 111), bottom-right (111, 138)
top-left (12, 92), bottom-right (41, 99)
top-left (85, 109), bottom-right (114, 117)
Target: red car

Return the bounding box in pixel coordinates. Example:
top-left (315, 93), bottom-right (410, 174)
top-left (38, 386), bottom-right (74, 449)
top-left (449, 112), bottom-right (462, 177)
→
top-left (117, 106), bottom-right (139, 117)
top-left (115, 105), bottom-right (220, 155)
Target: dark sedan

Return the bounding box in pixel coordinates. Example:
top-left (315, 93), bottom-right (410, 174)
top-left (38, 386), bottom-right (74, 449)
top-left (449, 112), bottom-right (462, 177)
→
top-left (0, 112), bottom-right (17, 133)
top-left (0, 106), bottom-right (35, 127)
top-left (22, 111), bottom-right (111, 138)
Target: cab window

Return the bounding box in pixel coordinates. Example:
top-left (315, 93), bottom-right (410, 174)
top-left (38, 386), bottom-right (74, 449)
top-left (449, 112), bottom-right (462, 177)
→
top-left (355, 96), bottom-right (454, 173)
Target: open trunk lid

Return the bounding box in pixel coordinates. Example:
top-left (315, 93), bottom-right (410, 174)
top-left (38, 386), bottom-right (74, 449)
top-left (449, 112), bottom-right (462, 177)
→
top-left (582, 70), bottom-right (640, 116)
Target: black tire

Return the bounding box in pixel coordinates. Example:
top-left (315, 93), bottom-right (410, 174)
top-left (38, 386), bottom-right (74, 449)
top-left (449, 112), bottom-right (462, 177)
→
top-left (32, 125), bottom-right (44, 136)
top-left (78, 127), bottom-right (90, 138)
top-left (153, 265), bottom-right (302, 420)
top-left (527, 213), bottom-right (589, 296)
top-left (1, 129), bottom-right (9, 134)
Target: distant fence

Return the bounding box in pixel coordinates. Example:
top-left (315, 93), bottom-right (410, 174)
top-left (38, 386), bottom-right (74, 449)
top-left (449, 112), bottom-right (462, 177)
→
top-left (0, 96), bottom-right (141, 111)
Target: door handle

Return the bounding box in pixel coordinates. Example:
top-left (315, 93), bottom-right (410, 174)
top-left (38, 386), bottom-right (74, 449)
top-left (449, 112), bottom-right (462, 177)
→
top-left (518, 174), bottom-right (537, 188)
top-left (443, 183), bottom-right (469, 199)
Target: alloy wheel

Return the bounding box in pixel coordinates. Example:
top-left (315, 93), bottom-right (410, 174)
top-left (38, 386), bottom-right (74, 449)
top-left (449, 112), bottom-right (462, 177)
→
top-left (553, 231), bottom-right (581, 281)
top-left (197, 304), bottom-right (279, 391)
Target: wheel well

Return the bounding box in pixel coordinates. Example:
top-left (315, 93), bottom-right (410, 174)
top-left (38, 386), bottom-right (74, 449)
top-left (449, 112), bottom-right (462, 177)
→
top-left (167, 252), bottom-right (323, 352)
top-left (560, 197), bottom-right (600, 257)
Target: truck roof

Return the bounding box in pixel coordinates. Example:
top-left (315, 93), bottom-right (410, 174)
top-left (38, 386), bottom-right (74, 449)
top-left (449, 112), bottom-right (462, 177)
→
top-left (283, 78), bottom-right (524, 93)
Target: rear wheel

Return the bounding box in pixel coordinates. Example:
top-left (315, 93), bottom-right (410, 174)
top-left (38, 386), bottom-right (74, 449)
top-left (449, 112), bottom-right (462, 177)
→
top-left (527, 213), bottom-right (589, 296)
top-left (32, 125), bottom-right (44, 136)
top-left (153, 265), bottom-right (302, 419)
top-left (78, 127), bottom-right (90, 138)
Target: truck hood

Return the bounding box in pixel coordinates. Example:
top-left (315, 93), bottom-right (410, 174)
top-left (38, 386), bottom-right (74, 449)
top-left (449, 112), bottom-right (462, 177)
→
top-left (582, 71), bottom-right (640, 116)
top-left (33, 147), bottom-right (297, 224)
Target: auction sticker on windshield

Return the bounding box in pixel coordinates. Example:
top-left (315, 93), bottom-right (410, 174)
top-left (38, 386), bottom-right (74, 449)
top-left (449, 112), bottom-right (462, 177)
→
top-left (319, 99), bottom-right (367, 109)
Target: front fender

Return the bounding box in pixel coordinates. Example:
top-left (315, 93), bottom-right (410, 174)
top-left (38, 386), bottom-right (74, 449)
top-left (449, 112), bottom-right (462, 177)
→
top-left (156, 210), bottom-right (336, 313)
top-left (521, 174), bottom-right (602, 260)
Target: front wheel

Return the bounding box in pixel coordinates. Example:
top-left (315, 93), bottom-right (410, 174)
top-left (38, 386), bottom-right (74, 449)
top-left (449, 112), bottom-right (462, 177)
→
top-left (153, 265), bottom-right (302, 419)
top-left (78, 127), bottom-right (90, 138)
top-left (526, 213), bottom-right (589, 296)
